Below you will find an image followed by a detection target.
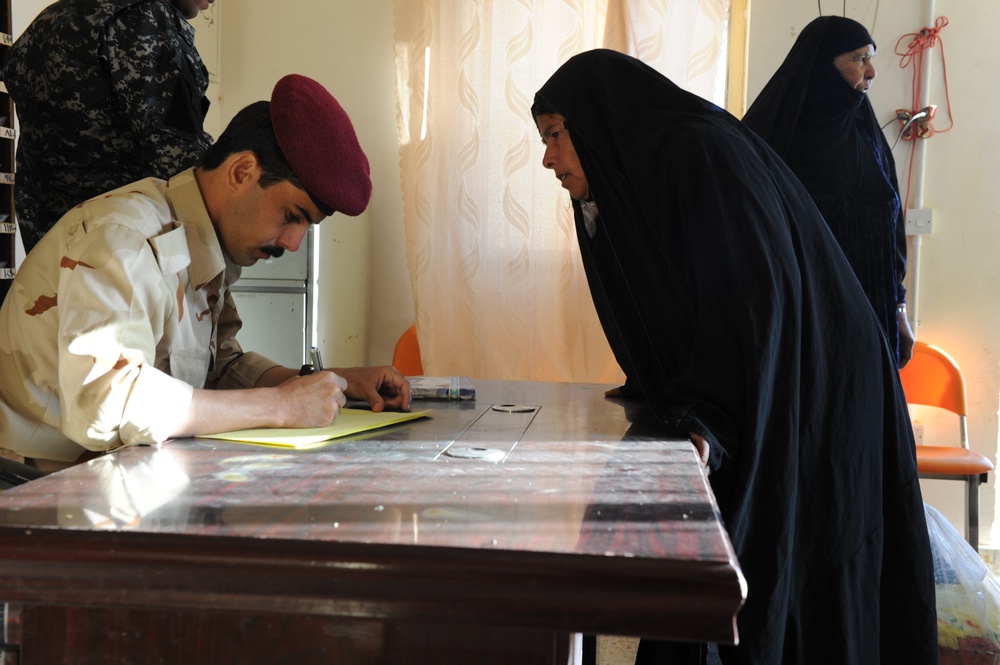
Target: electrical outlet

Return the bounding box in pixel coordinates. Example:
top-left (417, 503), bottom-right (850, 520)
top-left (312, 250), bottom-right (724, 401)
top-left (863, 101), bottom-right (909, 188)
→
top-left (905, 209), bottom-right (933, 235)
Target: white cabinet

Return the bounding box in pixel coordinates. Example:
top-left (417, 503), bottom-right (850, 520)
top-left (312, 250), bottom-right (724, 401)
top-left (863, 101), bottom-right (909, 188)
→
top-left (230, 229), bottom-right (314, 368)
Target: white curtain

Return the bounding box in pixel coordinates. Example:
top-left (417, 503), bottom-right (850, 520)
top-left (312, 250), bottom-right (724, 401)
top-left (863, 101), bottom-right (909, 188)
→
top-left (394, 0), bottom-right (732, 382)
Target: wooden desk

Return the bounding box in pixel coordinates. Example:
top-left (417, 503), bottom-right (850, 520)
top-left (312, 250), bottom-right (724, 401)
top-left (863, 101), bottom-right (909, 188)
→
top-left (0, 381), bottom-right (745, 665)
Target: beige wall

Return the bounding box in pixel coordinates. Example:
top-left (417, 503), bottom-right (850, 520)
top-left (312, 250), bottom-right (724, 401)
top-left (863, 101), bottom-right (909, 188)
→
top-left (10, 0), bottom-right (44, 37)
top-left (213, 0), bottom-right (412, 368)
top-left (12, 0), bottom-right (996, 545)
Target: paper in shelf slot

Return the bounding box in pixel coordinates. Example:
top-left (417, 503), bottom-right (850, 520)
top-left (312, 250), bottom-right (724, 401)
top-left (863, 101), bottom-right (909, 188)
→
top-left (1, 222), bottom-right (15, 234)
top-left (0, 33), bottom-right (12, 48)
top-left (0, 268), bottom-right (15, 279)
top-left (409, 376), bottom-right (476, 400)
top-left (0, 173), bottom-right (13, 185)
top-left (1, 127), bottom-right (15, 140)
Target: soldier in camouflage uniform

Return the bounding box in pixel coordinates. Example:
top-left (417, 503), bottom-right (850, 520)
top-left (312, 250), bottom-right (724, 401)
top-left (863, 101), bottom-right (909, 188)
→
top-left (1, 0), bottom-right (215, 253)
top-left (0, 75), bottom-right (412, 470)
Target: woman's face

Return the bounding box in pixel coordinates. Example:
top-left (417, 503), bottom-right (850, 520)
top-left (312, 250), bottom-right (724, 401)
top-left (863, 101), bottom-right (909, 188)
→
top-left (833, 44), bottom-right (876, 93)
top-left (536, 113), bottom-right (591, 201)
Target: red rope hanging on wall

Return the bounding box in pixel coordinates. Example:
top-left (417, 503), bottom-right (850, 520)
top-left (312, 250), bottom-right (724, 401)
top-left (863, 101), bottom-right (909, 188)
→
top-left (892, 16), bottom-right (954, 210)
top-left (894, 16), bottom-right (954, 139)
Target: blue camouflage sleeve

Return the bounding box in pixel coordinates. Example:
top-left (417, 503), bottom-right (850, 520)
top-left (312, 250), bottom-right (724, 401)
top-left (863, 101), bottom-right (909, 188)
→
top-left (100, 1), bottom-right (213, 179)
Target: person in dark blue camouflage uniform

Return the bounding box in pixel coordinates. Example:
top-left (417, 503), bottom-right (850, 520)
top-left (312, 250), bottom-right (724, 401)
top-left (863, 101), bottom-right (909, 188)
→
top-left (1, 0), bottom-right (215, 252)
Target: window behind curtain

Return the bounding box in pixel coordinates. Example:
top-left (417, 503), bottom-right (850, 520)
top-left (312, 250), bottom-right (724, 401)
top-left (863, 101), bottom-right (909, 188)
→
top-left (394, 0), bottom-right (734, 382)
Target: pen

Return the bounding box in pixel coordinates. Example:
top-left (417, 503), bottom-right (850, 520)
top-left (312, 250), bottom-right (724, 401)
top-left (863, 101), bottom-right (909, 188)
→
top-left (299, 346), bottom-right (324, 376)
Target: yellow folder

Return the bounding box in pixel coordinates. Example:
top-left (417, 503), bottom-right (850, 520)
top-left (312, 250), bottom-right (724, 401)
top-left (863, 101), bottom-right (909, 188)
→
top-left (196, 408), bottom-right (430, 449)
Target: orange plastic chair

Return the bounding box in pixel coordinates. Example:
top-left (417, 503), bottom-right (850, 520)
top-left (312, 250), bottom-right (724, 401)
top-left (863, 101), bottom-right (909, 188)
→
top-left (899, 341), bottom-right (995, 551)
top-left (392, 324), bottom-right (424, 376)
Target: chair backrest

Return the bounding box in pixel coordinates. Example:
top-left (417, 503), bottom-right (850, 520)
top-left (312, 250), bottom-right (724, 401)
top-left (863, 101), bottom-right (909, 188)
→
top-left (392, 324), bottom-right (424, 376)
top-left (898, 341), bottom-right (968, 417)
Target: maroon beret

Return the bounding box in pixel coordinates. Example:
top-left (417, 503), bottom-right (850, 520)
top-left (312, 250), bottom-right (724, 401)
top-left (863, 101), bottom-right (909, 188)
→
top-left (270, 74), bottom-right (372, 216)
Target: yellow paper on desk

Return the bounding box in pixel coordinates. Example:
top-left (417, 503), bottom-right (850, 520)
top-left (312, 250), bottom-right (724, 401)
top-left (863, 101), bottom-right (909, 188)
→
top-left (197, 408), bottom-right (430, 448)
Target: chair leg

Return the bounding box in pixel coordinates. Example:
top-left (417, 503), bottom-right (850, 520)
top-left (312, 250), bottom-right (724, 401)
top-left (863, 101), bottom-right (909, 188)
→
top-left (967, 475), bottom-right (980, 553)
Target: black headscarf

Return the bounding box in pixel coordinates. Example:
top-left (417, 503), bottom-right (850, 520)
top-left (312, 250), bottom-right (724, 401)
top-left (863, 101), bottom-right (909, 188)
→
top-left (533, 49), bottom-right (936, 665)
top-left (743, 17), bottom-right (907, 359)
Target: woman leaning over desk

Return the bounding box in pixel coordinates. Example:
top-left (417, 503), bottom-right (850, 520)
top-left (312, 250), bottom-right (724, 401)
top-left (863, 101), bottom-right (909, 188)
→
top-left (531, 49), bottom-right (936, 665)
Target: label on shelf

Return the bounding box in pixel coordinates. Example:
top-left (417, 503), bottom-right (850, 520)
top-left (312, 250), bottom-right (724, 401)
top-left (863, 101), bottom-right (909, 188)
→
top-left (0, 172), bottom-right (13, 185)
top-left (0, 268), bottom-right (16, 279)
top-left (0, 33), bottom-right (12, 47)
top-left (0, 127), bottom-right (14, 140)
top-left (1, 222), bottom-right (15, 234)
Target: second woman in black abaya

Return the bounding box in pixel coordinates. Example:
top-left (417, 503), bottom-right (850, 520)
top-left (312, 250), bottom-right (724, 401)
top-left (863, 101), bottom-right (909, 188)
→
top-left (743, 16), bottom-right (913, 368)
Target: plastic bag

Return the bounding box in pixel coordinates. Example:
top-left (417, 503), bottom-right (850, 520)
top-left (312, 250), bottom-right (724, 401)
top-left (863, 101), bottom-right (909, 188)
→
top-left (926, 503), bottom-right (1000, 664)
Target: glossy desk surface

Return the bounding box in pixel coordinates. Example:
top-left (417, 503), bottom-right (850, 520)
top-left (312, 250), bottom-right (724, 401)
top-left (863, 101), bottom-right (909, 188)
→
top-left (0, 380), bottom-right (745, 644)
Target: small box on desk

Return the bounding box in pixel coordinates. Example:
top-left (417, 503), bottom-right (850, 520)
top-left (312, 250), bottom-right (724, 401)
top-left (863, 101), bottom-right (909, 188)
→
top-left (409, 376), bottom-right (476, 400)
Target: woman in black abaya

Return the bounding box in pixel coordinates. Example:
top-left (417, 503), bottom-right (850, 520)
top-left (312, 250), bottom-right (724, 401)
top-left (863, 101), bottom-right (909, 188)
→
top-left (743, 16), bottom-right (914, 368)
top-left (532, 49), bottom-right (936, 665)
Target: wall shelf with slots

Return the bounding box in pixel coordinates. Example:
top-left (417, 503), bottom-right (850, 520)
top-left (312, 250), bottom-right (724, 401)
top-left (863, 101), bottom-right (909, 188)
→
top-left (1, 0), bottom-right (15, 299)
